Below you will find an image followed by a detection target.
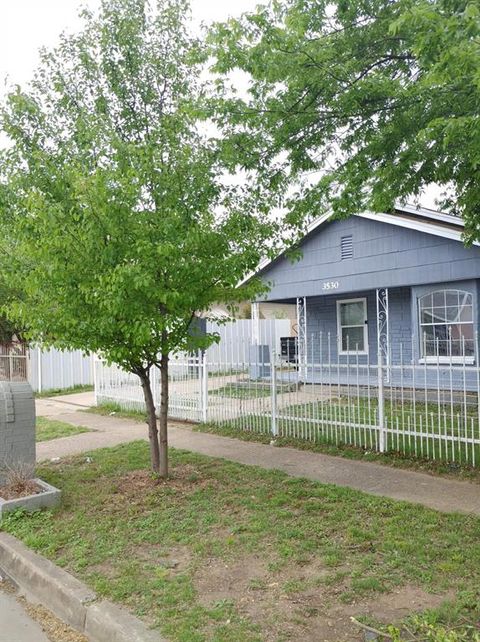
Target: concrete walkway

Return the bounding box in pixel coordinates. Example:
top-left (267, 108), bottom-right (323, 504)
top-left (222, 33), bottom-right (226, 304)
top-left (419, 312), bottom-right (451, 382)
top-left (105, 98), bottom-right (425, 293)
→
top-left (0, 588), bottom-right (49, 642)
top-left (36, 393), bottom-right (480, 516)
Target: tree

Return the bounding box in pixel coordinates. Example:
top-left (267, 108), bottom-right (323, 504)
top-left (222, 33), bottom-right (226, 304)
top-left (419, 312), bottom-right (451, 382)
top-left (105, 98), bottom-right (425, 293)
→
top-left (210, 0), bottom-right (480, 241)
top-left (0, 281), bottom-right (24, 343)
top-left (0, 0), bottom-right (277, 477)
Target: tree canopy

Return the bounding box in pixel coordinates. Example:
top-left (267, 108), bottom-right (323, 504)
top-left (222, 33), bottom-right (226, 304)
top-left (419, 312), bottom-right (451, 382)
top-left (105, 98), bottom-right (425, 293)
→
top-left (210, 0), bottom-right (480, 241)
top-left (0, 0), bottom-right (279, 475)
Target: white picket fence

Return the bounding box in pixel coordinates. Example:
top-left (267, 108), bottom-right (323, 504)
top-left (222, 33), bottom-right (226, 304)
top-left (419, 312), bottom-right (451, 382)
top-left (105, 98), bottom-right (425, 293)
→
top-left (95, 331), bottom-right (480, 467)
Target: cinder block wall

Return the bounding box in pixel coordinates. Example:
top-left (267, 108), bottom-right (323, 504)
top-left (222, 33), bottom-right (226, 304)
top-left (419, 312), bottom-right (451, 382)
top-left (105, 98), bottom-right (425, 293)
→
top-left (0, 382), bottom-right (35, 484)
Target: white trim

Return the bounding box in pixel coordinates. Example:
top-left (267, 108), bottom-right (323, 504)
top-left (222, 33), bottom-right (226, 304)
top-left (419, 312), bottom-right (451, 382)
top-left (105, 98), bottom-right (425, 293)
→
top-left (336, 297), bottom-right (368, 355)
top-left (394, 203), bottom-right (464, 227)
top-left (357, 211), bottom-right (478, 246)
top-left (419, 357), bottom-right (475, 365)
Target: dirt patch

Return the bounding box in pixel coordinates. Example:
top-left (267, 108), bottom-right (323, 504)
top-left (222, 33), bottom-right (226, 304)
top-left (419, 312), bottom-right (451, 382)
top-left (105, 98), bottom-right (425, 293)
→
top-left (0, 479), bottom-right (42, 500)
top-left (131, 542), bottom-right (192, 573)
top-left (346, 584), bottom-right (451, 623)
top-left (111, 464), bottom-right (218, 498)
top-left (195, 554), bottom-right (450, 642)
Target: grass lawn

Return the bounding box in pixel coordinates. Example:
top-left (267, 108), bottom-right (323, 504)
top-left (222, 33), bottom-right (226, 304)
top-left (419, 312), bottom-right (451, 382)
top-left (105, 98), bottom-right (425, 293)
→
top-left (85, 402), bottom-right (146, 420)
top-left (2, 441), bottom-right (480, 641)
top-left (210, 382), bottom-right (295, 400)
top-left (210, 383), bottom-right (273, 399)
top-left (36, 417), bottom-right (91, 442)
top-left (35, 384), bottom-right (94, 399)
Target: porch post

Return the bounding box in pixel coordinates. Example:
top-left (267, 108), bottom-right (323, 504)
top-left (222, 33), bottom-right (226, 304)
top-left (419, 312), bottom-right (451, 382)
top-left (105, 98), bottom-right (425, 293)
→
top-left (251, 301), bottom-right (260, 345)
top-left (376, 288), bottom-right (390, 376)
top-left (296, 296), bottom-right (307, 382)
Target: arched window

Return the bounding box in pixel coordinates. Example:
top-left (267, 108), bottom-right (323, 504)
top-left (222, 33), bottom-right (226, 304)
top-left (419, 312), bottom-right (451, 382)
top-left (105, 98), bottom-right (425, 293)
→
top-left (418, 290), bottom-right (474, 360)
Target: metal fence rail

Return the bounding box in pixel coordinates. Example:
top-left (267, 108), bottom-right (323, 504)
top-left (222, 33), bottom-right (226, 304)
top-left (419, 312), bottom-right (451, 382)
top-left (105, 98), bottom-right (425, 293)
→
top-left (95, 334), bottom-right (480, 467)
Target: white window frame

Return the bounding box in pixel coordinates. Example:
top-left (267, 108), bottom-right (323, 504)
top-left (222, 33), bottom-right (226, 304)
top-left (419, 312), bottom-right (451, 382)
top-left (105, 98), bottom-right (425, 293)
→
top-left (336, 297), bottom-right (368, 356)
top-left (418, 289), bottom-right (475, 365)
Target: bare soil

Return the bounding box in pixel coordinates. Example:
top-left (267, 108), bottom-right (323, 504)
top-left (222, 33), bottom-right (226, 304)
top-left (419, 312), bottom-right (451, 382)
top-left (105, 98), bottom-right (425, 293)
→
top-left (19, 598), bottom-right (88, 642)
top-left (112, 465), bottom-right (219, 497)
top-left (195, 554), bottom-right (448, 642)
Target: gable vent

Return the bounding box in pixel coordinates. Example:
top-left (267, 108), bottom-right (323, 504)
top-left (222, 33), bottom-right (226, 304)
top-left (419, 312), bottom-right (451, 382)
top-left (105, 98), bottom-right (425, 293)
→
top-left (341, 235), bottom-right (353, 259)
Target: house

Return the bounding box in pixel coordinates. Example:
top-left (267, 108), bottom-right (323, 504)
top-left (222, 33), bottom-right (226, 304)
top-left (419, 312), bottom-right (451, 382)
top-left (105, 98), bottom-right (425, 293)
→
top-left (251, 204), bottom-right (480, 388)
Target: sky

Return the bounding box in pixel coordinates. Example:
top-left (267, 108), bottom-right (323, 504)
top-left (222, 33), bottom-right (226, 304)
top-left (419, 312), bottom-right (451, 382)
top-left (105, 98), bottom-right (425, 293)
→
top-left (0, 0), bottom-right (258, 96)
top-left (0, 0), bottom-right (440, 209)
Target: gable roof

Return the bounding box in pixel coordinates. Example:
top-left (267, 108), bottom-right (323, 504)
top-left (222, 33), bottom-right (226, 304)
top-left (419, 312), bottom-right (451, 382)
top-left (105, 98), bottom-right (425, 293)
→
top-left (252, 203), bottom-right (474, 281)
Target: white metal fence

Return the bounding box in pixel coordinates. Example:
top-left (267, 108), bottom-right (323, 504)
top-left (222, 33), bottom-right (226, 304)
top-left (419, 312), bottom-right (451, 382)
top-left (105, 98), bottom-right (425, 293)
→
top-left (95, 331), bottom-right (480, 467)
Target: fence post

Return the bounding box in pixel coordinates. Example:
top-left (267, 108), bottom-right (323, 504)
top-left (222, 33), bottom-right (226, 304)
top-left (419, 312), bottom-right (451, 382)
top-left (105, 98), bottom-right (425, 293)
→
top-left (93, 356), bottom-right (98, 407)
top-left (377, 349), bottom-right (385, 452)
top-left (271, 350), bottom-right (278, 438)
top-left (37, 348), bottom-right (42, 393)
top-left (201, 351), bottom-right (208, 423)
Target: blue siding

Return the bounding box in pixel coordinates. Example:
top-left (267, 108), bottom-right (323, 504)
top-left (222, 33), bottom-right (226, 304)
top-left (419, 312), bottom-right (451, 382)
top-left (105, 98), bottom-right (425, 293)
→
top-left (260, 216), bottom-right (480, 301)
top-left (305, 281), bottom-right (479, 366)
top-left (306, 288), bottom-right (412, 366)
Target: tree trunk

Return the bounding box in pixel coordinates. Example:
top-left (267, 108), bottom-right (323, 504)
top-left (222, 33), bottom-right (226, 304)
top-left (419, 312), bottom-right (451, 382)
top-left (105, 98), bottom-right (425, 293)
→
top-left (139, 369), bottom-right (160, 474)
top-left (159, 351), bottom-right (169, 478)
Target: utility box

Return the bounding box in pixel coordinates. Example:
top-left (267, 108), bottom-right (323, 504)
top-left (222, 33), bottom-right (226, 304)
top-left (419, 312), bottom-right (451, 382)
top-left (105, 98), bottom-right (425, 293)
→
top-left (280, 337), bottom-right (298, 364)
top-left (0, 382), bottom-right (35, 484)
top-left (249, 344), bottom-right (271, 380)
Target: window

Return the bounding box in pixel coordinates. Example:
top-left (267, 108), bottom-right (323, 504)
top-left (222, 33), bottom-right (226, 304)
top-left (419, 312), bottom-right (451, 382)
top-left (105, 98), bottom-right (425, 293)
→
top-left (341, 235), bottom-right (353, 259)
top-left (418, 289), bottom-right (474, 362)
top-left (337, 298), bottom-right (368, 354)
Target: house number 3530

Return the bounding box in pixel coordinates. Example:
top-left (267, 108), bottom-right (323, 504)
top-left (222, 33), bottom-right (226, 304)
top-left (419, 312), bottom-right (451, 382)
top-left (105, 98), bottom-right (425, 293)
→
top-left (322, 281), bottom-right (339, 290)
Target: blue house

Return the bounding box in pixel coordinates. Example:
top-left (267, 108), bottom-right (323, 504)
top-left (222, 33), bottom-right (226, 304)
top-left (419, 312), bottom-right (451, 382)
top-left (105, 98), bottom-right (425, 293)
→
top-left (252, 205), bottom-right (480, 388)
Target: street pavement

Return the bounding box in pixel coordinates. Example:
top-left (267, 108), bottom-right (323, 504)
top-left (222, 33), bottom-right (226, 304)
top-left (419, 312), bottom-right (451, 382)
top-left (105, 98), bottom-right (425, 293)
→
top-left (0, 587), bottom-right (49, 642)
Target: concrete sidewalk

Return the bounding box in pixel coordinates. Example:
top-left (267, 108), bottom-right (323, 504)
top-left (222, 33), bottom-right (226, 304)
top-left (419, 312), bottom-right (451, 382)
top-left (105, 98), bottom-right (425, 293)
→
top-left (36, 395), bottom-right (480, 516)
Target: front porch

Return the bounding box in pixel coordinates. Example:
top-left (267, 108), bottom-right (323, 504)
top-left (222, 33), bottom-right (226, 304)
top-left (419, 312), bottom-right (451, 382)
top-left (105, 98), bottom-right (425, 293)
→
top-left (252, 287), bottom-right (403, 368)
top-left (251, 283), bottom-right (479, 391)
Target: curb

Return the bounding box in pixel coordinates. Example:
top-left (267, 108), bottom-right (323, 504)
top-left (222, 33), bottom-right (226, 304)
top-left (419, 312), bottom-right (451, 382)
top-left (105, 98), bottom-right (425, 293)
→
top-left (0, 532), bottom-right (165, 642)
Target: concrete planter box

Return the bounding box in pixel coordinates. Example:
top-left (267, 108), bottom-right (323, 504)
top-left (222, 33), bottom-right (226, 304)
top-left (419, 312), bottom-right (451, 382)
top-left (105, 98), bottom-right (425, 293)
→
top-left (0, 478), bottom-right (61, 520)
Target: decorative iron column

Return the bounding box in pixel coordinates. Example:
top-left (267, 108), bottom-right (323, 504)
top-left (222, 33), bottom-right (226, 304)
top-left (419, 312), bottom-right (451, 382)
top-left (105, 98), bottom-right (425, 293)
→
top-left (376, 288), bottom-right (390, 374)
top-left (251, 301), bottom-right (260, 345)
top-left (296, 296), bottom-right (307, 382)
